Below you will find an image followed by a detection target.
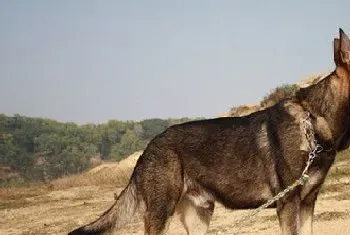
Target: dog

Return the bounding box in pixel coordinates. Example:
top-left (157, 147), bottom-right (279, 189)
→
top-left (68, 28), bottom-right (350, 235)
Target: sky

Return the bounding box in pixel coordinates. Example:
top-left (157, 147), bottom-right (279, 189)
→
top-left (1, 1), bottom-right (350, 124)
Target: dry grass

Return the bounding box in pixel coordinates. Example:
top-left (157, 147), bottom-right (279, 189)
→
top-left (50, 167), bottom-right (129, 190)
top-left (0, 184), bottom-right (51, 200)
top-left (50, 151), bottom-right (142, 190)
top-left (228, 104), bottom-right (262, 117)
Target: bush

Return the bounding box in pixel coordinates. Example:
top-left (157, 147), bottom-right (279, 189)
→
top-left (260, 84), bottom-right (299, 107)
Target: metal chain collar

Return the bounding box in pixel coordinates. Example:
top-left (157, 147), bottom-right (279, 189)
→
top-left (216, 112), bottom-right (323, 235)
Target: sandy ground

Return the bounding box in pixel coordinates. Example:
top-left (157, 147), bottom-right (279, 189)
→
top-left (0, 182), bottom-right (349, 235)
top-left (1, 151), bottom-right (349, 235)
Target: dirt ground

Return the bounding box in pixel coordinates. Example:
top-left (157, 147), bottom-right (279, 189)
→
top-left (0, 182), bottom-right (349, 235)
top-left (1, 152), bottom-right (350, 235)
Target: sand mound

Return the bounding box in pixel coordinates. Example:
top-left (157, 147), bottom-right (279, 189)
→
top-left (87, 151), bottom-right (143, 176)
top-left (51, 151), bottom-right (143, 189)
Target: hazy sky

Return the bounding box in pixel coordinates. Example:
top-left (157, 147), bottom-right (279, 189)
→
top-left (1, 1), bottom-right (350, 124)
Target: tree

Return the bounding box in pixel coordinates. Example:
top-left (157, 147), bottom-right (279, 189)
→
top-left (0, 113), bottom-right (195, 185)
top-left (139, 119), bottom-right (169, 140)
top-left (115, 130), bottom-right (142, 160)
top-left (100, 132), bottom-right (111, 160)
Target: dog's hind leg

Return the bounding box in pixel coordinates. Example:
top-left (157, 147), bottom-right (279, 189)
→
top-left (144, 208), bottom-right (172, 235)
top-left (142, 177), bottom-right (182, 235)
top-left (177, 196), bottom-right (214, 235)
top-left (136, 150), bottom-right (184, 235)
top-left (142, 178), bottom-right (181, 235)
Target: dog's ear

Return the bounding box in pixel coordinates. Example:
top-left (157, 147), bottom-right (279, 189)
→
top-left (339, 28), bottom-right (350, 65)
top-left (334, 38), bottom-right (341, 65)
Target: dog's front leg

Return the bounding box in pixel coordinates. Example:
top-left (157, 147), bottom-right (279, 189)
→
top-left (300, 199), bottom-right (315, 235)
top-left (277, 194), bottom-right (301, 235)
top-left (300, 186), bottom-right (320, 235)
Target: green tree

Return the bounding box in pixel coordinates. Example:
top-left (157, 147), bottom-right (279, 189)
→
top-left (0, 113), bottom-right (196, 185)
top-left (139, 119), bottom-right (169, 140)
top-left (115, 129), bottom-right (142, 160)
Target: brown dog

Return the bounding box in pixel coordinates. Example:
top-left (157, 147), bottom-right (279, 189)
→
top-left (68, 28), bottom-right (350, 235)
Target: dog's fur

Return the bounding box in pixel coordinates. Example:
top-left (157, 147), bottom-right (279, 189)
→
top-left (68, 29), bottom-right (350, 235)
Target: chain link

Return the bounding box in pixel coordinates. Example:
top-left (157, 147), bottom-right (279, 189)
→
top-left (215, 112), bottom-right (322, 235)
top-left (301, 112), bottom-right (323, 179)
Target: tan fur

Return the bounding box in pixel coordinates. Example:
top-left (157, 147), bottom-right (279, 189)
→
top-left (176, 197), bottom-right (214, 235)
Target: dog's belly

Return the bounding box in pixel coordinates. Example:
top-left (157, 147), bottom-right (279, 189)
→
top-left (210, 181), bottom-right (275, 209)
top-left (188, 172), bottom-right (275, 209)
top-left (182, 143), bottom-right (280, 209)
top-left (184, 159), bottom-right (277, 209)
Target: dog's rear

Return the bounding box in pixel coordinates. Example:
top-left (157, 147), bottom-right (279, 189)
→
top-left (68, 126), bottom-right (215, 235)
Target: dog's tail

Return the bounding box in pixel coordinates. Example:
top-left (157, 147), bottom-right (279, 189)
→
top-left (68, 179), bottom-right (138, 235)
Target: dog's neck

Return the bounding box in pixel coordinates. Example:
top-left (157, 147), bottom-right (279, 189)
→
top-left (298, 67), bottom-right (350, 146)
